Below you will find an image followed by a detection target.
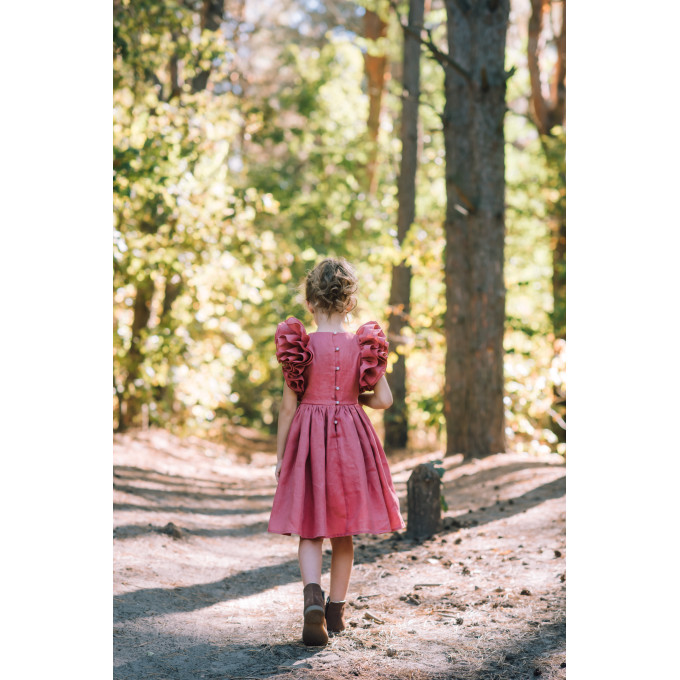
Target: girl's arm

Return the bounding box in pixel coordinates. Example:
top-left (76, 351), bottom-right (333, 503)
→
top-left (275, 381), bottom-right (299, 476)
top-left (358, 375), bottom-right (393, 410)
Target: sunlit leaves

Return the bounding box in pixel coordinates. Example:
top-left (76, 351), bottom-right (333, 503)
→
top-left (113, 0), bottom-right (564, 452)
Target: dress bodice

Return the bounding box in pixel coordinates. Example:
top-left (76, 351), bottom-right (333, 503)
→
top-left (300, 332), bottom-right (361, 405)
top-left (274, 317), bottom-right (389, 402)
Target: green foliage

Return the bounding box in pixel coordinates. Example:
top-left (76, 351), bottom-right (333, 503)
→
top-left (113, 0), bottom-right (269, 431)
top-left (113, 4), bottom-right (400, 433)
top-left (113, 1), bottom-right (565, 457)
top-left (502, 113), bottom-right (565, 456)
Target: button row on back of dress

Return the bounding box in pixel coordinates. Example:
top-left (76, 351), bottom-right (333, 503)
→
top-left (333, 333), bottom-right (340, 430)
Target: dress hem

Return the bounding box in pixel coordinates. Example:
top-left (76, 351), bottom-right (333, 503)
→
top-left (267, 522), bottom-right (406, 540)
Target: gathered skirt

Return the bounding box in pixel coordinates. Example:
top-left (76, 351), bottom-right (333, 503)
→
top-left (267, 403), bottom-right (406, 539)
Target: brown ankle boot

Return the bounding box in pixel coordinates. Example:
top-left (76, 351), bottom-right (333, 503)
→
top-left (302, 583), bottom-right (328, 646)
top-left (325, 596), bottom-right (347, 633)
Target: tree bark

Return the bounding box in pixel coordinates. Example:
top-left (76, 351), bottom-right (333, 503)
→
top-left (551, 188), bottom-right (566, 342)
top-left (363, 9), bottom-right (389, 196)
top-left (406, 463), bottom-right (442, 540)
top-left (528, 0), bottom-right (565, 135)
top-left (190, 0), bottom-right (224, 92)
top-left (157, 272), bottom-right (184, 412)
top-left (121, 275), bottom-right (154, 430)
top-left (385, 0), bottom-right (424, 451)
top-left (442, 0), bottom-right (509, 459)
top-left (527, 0), bottom-right (566, 442)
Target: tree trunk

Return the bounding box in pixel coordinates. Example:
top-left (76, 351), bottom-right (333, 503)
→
top-left (527, 0), bottom-right (566, 442)
top-left (442, 0), bottom-right (509, 459)
top-left (121, 275), bottom-right (154, 430)
top-left (190, 0), bottom-right (224, 92)
top-left (158, 272), bottom-right (184, 410)
top-left (406, 463), bottom-right (442, 540)
top-left (363, 9), bottom-right (389, 196)
top-left (551, 208), bottom-right (566, 441)
top-left (551, 194), bottom-right (566, 342)
top-left (528, 0), bottom-right (565, 136)
top-left (384, 0), bottom-right (424, 451)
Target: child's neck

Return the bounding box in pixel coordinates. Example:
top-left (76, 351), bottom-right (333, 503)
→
top-left (313, 312), bottom-right (347, 333)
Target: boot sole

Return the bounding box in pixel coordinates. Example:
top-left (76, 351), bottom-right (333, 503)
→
top-left (302, 606), bottom-right (328, 646)
top-left (327, 624), bottom-right (346, 633)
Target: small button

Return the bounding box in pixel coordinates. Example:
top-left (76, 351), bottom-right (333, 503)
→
top-left (335, 366), bottom-right (340, 371)
top-left (334, 420), bottom-right (337, 424)
top-left (335, 386), bottom-right (340, 390)
top-left (335, 400), bottom-right (339, 404)
top-left (335, 347), bottom-right (339, 351)
top-left (333, 331), bottom-right (337, 335)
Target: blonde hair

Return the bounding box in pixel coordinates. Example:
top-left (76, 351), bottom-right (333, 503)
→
top-left (303, 257), bottom-right (358, 316)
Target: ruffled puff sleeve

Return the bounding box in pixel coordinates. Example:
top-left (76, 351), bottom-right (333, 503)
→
top-left (356, 321), bottom-right (389, 393)
top-left (275, 317), bottom-right (314, 399)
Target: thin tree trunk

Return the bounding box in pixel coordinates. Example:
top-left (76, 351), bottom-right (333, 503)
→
top-left (550, 176), bottom-right (566, 342)
top-left (363, 9), bottom-right (389, 195)
top-left (346, 7), bottom-right (389, 243)
top-left (155, 272), bottom-right (184, 413)
top-left (114, 375), bottom-right (125, 432)
top-left (191, 0), bottom-right (224, 92)
top-left (551, 1), bottom-right (566, 125)
top-left (527, 0), bottom-right (566, 442)
top-left (528, 0), bottom-right (565, 135)
top-left (121, 275), bottom-right (154, 430)
top-left (384, 0), bottom-right (425, 451)
top-left (549, 155), bottom-right (566, 442)
top-left (442, 0), bottom-right (509, 458)
top-left (527, 0), bottom-right (549, 133)
top-left (168, 32), bottom-right (181, 101)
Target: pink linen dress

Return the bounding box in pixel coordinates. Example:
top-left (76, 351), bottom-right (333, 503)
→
top-left (267, 317), bottom-right (406, 539)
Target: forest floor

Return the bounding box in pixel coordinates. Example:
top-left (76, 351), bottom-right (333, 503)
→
top-left (113, 427), bottom-right (566, 680)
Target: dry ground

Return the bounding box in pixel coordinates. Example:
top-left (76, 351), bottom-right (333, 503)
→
top-left (113, 427), bottom-right (566, 680)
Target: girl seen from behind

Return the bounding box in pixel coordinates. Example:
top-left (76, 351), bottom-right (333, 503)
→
top-left (268, 257), bottom-right (406, 646)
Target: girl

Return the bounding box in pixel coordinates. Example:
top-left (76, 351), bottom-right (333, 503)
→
top-left (267, 257), bottom-right (406, 647)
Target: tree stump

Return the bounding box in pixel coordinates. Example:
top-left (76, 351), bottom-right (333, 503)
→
top-left (406, 463), bottom-right (442, 541)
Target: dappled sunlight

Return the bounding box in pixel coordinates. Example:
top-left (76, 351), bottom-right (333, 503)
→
top-left (113, 0), bottom-right (566, 459)
top-left (114, 428), bottom-right (565, 679)
top-left (114, 0), bottom-right (566, 676)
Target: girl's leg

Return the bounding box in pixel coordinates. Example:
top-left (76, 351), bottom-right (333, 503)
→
top-left (298, 537), bottom-right (324, 586)
top-left (328, 535), bottom-right (354, 601)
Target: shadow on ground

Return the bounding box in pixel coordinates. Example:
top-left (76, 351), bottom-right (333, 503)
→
top-left (113, 613), bottom-right (566, 680)
top-left (114, 475), bottom-right (564, 622)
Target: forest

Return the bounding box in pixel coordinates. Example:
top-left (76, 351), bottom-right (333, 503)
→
top-left (113, 0), bottom-right (566, 459)
top-left (113, 2), bottom-right (568, 677)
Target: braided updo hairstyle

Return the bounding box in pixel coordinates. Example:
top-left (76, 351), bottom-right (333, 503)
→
top-left (304, 257), bottom-right (358, 317)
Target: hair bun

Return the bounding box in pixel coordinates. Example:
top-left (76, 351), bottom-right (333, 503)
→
top-left (304, 257), bottom-right (358, 316)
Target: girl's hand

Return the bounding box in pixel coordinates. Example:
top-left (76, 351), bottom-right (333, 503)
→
top-left (275, 459), bottom-right (283, 482)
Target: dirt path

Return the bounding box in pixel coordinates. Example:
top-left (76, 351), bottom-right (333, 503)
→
top-left (114, 428), bottom-right (566, 680)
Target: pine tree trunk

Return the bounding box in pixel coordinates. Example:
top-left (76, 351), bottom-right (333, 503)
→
top-left (527, 0), bottom-right (566, 443)
top-left (153, 272), bottom-right (184, 416)
top-left (406, 463), bottom-right (442, 540)
top-left (385, 264), bottom-right (411, 449)
top-left (385, 0), bottom-right (424, 451)
top-left (121, 276), bottom-right (154, 430)
top-left (552, 211), bottom-right (566, 342)
top-left (551, 206), bottom-right (566, 442)
top-left (190, 0), bottom-right (224, 92)
top-left (363, 9), bottom-right (389, 196)
top-left (442, 0), bottom-right (509, 458)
